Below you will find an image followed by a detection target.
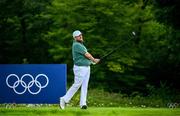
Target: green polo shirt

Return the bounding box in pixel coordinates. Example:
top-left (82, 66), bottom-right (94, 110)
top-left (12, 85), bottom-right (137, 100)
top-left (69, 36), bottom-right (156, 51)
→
top-left (72, 41), bottom-right (91, 66)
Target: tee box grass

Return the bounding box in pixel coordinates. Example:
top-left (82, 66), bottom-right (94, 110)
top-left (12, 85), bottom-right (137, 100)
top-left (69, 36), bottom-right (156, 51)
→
top-left (0, 107), bottom-right (180, 116)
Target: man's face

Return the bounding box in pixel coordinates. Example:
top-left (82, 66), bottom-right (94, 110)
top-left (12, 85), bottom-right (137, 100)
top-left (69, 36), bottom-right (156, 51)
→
top-left (75, 34), bottom-right (83, 42)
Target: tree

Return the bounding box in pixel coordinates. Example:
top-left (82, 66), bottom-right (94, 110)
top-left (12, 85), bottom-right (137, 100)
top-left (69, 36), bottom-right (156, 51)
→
top-left (0, 0), bottom-right (53, 63)
top-left (153, 0), bottom-right (180, 29)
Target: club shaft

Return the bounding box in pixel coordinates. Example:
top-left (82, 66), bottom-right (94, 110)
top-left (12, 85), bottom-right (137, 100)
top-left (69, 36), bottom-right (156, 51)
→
top-left (101, 34), bottom-right (134, 60)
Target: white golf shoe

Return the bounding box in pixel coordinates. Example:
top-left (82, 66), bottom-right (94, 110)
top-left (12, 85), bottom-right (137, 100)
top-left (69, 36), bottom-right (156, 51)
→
top-left (59, 97), bottom-right (65, 110)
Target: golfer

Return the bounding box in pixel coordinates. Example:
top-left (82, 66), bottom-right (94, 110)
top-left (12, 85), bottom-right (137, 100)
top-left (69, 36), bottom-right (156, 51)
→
top-left (60, 30), bottom-right (100, 109)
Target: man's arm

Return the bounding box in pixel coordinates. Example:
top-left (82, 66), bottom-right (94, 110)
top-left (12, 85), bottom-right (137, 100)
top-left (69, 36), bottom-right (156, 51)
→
top-left (84, 52), bottom-right (100, 64)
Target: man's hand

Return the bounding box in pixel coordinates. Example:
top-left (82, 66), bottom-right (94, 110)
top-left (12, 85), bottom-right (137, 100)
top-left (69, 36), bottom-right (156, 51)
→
top-left (93, 59), bottom-right (100, 64)
top-left (91, 58), bottom-right (100, 65)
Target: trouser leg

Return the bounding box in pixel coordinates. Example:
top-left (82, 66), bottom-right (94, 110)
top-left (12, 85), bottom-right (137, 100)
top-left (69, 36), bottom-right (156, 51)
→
top-left (63, 65), bottom-right (89, 103)
top-left (80, 66), bottom-right (90, 106)
top-left (63, 80), bottom-right (82, 103)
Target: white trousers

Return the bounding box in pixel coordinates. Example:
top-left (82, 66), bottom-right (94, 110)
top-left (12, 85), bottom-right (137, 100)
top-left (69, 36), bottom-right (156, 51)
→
top-left (63, 65), bottom-right (90, 106)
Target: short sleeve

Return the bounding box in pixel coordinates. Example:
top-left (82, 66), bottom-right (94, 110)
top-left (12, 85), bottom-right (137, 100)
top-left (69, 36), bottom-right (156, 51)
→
top-left (73, 43), bottom-right (87, 55)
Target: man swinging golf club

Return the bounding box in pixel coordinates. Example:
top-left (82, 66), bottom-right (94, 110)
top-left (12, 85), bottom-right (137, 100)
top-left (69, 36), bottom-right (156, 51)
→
top-left (60, 30), bottom-right (100, 109)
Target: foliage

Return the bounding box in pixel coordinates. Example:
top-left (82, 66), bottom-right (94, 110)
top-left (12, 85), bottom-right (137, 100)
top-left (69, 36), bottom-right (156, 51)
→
top-left (153, 0), bottom-right (180, 29)
top-left (0, 0), bottom-right (53, 63)
top-left (55, 89), bottom-right (172, 108)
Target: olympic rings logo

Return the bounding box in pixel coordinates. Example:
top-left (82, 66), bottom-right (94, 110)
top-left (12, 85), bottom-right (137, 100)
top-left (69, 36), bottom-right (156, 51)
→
top-left (6, 74), bottom-right (49, 95)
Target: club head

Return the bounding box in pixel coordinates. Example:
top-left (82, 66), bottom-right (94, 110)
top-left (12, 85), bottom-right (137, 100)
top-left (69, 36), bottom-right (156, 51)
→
top-left (130, 31), bottom-right (136, 39)
top-left (132, 31), bottom-right (136, 36)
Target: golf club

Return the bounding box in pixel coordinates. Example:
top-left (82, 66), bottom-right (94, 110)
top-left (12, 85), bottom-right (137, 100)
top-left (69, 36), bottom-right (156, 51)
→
top-left (100, 31), bottom-right (136, 61)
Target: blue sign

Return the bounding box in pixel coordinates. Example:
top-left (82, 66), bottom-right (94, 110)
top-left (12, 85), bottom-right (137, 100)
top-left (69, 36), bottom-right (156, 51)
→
top-left (0, 64), bottom-right (67, 104)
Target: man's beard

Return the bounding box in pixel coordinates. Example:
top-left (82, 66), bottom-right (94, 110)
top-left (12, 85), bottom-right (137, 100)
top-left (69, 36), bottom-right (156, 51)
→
top-left (76, 39), bottom-right (83, 43)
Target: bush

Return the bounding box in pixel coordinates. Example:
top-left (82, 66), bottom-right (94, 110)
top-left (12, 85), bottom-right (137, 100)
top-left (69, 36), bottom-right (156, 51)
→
top-left (68, 89), bottom-right (170, 107)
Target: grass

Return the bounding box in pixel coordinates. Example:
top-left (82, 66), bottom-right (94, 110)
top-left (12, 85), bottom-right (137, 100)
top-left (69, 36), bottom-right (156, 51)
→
top-left (0, 89), bottom-right (179, 115)
top-left (0, 106), bottom-right (180, 116)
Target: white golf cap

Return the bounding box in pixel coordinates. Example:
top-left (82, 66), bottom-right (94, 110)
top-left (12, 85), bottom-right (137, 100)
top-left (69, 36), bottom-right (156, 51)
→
top-left (72, 30), bottom-right (82, 38)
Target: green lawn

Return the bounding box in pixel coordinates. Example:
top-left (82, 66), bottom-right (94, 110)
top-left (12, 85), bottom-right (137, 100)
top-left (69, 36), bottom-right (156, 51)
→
top-left (0, 107), bottom-right (180, 116)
